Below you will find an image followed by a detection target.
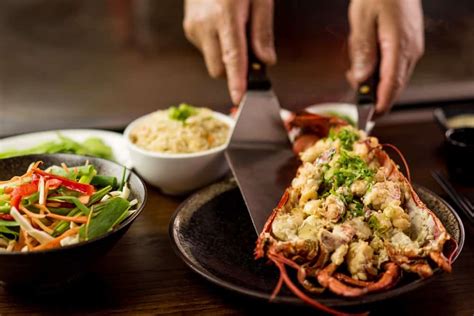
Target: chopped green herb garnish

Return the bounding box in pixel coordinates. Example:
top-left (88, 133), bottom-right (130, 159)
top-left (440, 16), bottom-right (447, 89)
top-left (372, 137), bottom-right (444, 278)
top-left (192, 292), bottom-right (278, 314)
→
top-left (169, 103), bottom-right (198, 123)
top-left (322, 150), bottom-right (374, 192)
top-left (368, 214), bottom-right (380, 231)
top-left (329, 127), bottom-right (360, 150)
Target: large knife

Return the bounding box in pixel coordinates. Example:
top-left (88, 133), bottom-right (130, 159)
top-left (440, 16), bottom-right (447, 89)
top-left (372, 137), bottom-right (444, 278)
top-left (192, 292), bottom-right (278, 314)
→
top-left (356, 60), bottom-right (380, 132)
top-left (225, 47), bottom-right (295, 235)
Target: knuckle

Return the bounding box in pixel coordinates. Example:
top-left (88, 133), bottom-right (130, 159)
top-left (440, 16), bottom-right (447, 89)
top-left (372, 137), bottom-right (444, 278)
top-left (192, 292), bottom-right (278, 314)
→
top-left (349, 36), bottom-right (374, 56)
top-left (222, 48), bottom-right (240, 65)
top-left (183, 17), bottom-right (208, 34)
top-left (209, 67), bottom-right (224, 79)
top-left (182, 19), bottom-right (195, 35)
top-left (413, 41), bottom-right (425, 59)
top-left (255, 29), bottom-right (273, 48)
top-left (390, 73), bottom-right (404, 92)
top-left (207, 61), bottom-right (224, 78)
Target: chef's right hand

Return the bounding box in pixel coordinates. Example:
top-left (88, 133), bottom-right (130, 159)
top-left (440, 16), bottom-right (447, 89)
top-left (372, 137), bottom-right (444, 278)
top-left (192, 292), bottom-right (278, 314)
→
top-left (183, 0), bottom-right (277, 105)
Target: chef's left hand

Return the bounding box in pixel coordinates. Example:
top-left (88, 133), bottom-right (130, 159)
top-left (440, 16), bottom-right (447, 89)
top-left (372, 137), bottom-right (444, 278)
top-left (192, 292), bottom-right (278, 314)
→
top-left (346, 0), bottom-right (424, 115)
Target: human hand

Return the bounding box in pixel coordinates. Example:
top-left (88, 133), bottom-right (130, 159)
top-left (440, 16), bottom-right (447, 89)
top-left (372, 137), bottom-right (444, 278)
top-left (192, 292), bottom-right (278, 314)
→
top-left (183, 0), bottom-right (276, 104)
top-left (346, 0), bottom-right (424, 114)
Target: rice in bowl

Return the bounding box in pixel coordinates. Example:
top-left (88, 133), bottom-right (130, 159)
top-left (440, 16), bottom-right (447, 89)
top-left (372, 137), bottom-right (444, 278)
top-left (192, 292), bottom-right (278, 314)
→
top-left (129, 104), bottom-right (230, 154)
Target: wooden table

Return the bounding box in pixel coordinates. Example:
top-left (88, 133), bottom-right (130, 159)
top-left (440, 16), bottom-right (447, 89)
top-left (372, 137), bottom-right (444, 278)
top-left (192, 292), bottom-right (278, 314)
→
top-left (0, 113), bottom-right (472, 315)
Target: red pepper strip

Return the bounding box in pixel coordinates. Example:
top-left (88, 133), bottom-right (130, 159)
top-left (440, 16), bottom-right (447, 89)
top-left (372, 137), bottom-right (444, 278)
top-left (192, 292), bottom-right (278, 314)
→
top-left (3, 187), bottom-right (13, 194)
top-left (33, 169), bottom-right (95, 196)
top-left (46, 179), bottom-right (62, 190)
top-left (0, 214), bottom-right (14, 221)
top-left (10, 182), bottom-right (38, 209)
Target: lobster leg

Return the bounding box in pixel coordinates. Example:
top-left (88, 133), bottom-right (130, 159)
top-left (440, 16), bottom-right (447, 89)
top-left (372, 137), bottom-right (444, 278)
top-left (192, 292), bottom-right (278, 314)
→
top-left (317, 262), bottom-right (400, 297)
top-left (272, 259), bottom-right (366, 316)
top-left (314, 247), bottom-right (330, 269)
top-left (317, 264), bottom-right (369, 297)
top-left (298, 265), bottom-right (325, 294)
top-left (401, 262), bottom-right (433, 278)
top-left (364, 262), bottom-right (400, 292)
top-left (334, 273), bottom-right (372, 287)
top-left (430, 251), bottom-right (452, 273)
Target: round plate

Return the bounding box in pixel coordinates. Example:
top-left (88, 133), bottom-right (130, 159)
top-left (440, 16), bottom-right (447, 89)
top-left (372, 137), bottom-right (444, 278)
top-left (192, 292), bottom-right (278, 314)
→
top-left (0, 129), bottom-right (131, 168)
top-left (169, 179), bottom-right (465, 307)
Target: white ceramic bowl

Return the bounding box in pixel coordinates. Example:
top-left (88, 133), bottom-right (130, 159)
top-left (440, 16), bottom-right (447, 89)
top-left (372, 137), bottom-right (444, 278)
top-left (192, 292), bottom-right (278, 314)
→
top-left (124, 111), bottom-right (234, 195)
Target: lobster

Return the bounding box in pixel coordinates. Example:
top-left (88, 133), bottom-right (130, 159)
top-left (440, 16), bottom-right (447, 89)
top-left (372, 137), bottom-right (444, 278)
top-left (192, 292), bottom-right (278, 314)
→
top-left (254, 112), bottom-right (458, 316)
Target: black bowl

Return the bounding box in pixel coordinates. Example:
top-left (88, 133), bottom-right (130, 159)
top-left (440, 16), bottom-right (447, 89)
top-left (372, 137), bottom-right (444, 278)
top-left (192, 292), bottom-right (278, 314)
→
top-left (445, 128), bottom-right (474, 184)
top-left (0, 154), bottom-right (147, 289)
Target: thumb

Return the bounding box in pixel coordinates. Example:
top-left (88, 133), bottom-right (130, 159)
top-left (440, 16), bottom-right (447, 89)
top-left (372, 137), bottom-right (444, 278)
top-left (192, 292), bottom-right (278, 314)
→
top-left (250, 0), bottom-right (276, 65)
top-left (347, 0), bottom-right (377, 86)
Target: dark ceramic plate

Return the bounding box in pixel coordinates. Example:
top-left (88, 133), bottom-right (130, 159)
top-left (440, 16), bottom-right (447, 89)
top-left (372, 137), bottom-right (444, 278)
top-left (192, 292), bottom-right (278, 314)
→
top-left (0, 154), bottom-right (147, 289)
top-left (169, 179), bottom-right (464, 307)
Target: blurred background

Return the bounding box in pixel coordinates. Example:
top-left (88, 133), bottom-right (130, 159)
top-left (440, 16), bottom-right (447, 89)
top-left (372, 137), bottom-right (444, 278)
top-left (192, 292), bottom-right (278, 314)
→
top-left (0, 0), bottom-right (473, 136)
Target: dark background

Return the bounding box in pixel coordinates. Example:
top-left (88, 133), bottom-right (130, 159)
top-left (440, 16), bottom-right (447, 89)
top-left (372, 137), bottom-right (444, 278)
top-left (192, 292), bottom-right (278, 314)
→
top-left (0, 0), bottom-right (473, 136)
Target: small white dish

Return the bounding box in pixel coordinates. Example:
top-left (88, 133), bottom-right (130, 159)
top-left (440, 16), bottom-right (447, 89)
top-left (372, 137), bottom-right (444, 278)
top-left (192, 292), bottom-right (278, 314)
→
top-left (124, 111), bottom-right (235, 195)
top-left (0, 129), bottom-right (131, 167)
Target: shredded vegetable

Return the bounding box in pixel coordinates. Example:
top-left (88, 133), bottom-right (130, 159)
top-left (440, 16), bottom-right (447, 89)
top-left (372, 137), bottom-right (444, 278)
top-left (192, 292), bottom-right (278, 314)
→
top-left (0, 161), bottom-right (138, 252)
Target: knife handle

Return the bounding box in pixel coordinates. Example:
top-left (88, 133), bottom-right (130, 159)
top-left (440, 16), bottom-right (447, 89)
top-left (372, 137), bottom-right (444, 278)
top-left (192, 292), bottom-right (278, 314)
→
top-left (247, 38), bottom-right (271, 91)
top-left (356, 57), bottom-right (380, 105)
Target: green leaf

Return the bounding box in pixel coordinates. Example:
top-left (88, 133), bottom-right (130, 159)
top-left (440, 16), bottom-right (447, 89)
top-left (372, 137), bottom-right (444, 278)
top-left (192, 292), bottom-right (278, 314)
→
top-left (0, 225), bottom-right (19, 238)
top-left (80, 197), bottom-right (130, 241)
top-left (368, 215), bottom-right (380, 231)
top-left (48, 165), bottom-right (96, 181)
top-left (0, 204), bottom-right (11, 213)
top-left (118, 167), bottom-right (127, 191)
top-left (91, 176), bottom-right (117, 188)
top-left (47, 207), bottom-right (75, 215)
top-left (88, 186), bottom-right (112, 205)
top-left (0, 220), bottom-right (19, 227)
top-left (52, 208), bottom-right (80, 237)
top-left (21, 192), bottom-right (39, 206)
top-left (0, 135), bottom-right (113, 160)
top-left (49, 196), bottom-right (90, 215)
top-left (80, 137), bottom-right (113, 160)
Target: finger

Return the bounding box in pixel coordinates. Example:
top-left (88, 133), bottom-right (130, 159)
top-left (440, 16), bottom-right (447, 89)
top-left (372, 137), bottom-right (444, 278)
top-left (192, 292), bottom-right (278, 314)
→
top-left (251, 0), bottom-right (276, 65)
top-left (375, 0), bottom-right (424, 114)
top-left (347, 0), bottom-right (378, 85)
top-left (218, 13), bottom-right (248, 105)
top-left (201, 33), bottom-right (225, 78)
top-left (376, 35), bottom-right (410, 114)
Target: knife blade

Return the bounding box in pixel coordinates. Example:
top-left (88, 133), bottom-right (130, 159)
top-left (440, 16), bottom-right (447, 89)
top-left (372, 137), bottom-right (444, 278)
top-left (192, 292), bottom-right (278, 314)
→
top-left (225, 48), bottom-right (295, 235)
top-left (356, 59), bottom-right (380, 133)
